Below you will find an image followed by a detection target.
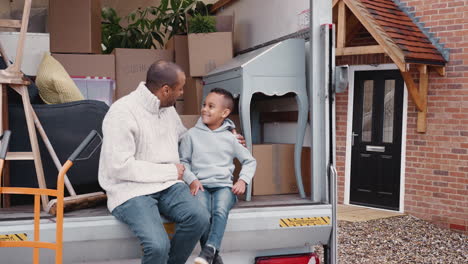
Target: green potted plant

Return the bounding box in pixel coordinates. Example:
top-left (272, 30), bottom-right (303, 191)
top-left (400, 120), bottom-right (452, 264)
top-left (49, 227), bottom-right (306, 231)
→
top-left (156, 0), bottom-right (198, 40)
top-left (101, 7), bottom-right (165, 54)
top-left (101, 6), bottom-right (173, 99)
top-left (188, 14), bottom-right (216, 34)
top-left (186, 10), bottom-right (234, 77)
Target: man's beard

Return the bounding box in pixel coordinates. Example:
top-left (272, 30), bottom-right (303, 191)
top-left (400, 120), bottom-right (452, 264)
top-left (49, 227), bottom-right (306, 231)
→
top-left (161, 99), bottom-right (176, 108)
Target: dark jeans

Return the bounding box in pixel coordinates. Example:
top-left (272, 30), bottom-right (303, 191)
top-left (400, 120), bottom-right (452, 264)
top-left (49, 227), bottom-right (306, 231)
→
top-left (112, 183), bottom-right (210, 264)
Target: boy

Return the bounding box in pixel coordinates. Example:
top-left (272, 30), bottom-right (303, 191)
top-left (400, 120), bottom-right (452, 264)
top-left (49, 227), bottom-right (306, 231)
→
top-left (179, 88), bottom-right (257, 264)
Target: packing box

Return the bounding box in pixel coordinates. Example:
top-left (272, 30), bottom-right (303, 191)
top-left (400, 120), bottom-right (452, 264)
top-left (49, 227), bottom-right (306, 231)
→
top-left (252, 144), bottom-right (311, 196)
top-left (175, 99), bottom-right (184, 115)
top-left (183, 77), bottom-right (204, 115)
top-left (187, 15), bottom-right (234, 77)
top-left (52, 54), bottom-right (115, 79)
top-left (172, 35), bottom-right (203, 114)
top-left (174, 35), bottom-right (190, 75)
top-left (113, 48), bottom-right (174, 99)
top-left (49, 0), bottom-right (101, 54)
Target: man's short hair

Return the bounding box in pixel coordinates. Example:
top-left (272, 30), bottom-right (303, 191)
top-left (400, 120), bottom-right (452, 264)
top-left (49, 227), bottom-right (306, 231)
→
top-left (146, 60), bottom-right (183, 92)
top-left (209, 88), bottom-right (234, 112)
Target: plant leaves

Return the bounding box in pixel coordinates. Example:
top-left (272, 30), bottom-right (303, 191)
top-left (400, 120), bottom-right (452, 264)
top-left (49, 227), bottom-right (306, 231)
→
top-left (152, 31), bottom-right (164, 47)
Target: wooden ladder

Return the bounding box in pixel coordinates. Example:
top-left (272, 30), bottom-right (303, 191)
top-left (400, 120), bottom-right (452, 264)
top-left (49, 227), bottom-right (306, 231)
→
top-left (0, 0), bottom-right (50, 211)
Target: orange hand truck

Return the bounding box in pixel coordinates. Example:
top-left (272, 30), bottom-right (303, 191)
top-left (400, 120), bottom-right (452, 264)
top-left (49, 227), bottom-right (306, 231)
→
top-left (0, 130), bottom-right (101, 264)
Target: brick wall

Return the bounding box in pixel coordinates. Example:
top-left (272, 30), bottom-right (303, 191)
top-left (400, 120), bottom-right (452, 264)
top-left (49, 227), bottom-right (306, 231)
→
top-left (334, 0), bottom-right (467, 233)
top-left (397, 0), bottom-right (467, 233)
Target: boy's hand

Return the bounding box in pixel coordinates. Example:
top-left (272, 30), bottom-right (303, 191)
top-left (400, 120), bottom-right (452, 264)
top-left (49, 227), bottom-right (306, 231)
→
top-left (232, 180), bottom-right (246, 195)
top-left (232, 129), bottom-right (246, 147)
top-left (189, 180), bottom-right (204, 196)
top-left (175, 164), bottom-right (185, 180)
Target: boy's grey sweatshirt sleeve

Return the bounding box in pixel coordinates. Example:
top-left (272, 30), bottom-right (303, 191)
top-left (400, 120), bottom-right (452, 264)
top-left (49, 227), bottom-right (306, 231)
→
top-left (179, 133), bottom-right (198, 185)
top-left (233, 137), bottom-right (257, 185)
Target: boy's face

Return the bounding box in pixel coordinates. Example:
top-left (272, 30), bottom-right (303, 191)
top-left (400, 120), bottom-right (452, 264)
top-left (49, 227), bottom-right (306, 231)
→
top-left (201, 93), bottom-right (231, 128)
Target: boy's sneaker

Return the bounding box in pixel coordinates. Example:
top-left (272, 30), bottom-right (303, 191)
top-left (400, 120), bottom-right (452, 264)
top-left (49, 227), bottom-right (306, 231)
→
top-left (213, 251), bottom-right (224, 264)
top-left (194, 245), bottom-right (216, 264)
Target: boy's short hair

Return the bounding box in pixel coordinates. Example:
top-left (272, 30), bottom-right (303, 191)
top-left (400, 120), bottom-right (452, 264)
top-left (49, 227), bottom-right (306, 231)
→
top-left (209, 88), bottom-right (235, 112)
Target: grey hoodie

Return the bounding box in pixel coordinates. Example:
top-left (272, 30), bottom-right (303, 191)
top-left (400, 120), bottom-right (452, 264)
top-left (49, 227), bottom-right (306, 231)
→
top-left (179, 117), bottom-right (256, 188)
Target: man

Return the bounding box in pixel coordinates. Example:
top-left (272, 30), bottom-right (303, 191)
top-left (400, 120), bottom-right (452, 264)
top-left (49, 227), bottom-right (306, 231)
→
top-left (99, 60), bottom-right (210, 264)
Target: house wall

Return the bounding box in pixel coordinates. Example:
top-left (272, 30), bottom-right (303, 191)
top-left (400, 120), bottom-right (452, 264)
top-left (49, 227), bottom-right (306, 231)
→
top-left (335, 0), bottom-right (467, 233)
top-left (397, 0), bottom-right (467, 233)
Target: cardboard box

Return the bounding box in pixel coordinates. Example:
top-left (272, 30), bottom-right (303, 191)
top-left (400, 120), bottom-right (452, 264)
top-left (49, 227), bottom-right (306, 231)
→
top-left (174, 35), bottom-right (190, 75)
top-left (252, 144), bottom-right (311, 196)
top-left (183, 77), bottom-right (204, 115)
top-left (113, 48), bottom-right (174, 99)
top-left (187, 16), bottom-right (234, 77)
top-left (49, 0), bottom-right (101, 54)
top-left (52, 54), bottom-right (115, 79)
top-left (175, 99), bottom-right (184, 115)
top-left (173, 35), bottom-right (204, 114)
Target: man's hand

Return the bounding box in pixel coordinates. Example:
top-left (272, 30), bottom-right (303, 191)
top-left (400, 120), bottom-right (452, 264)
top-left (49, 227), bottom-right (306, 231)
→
top-left (175, 164), bottom-right (185, 180)
top-left (232, 129), bottom-right (246, 147)
top-left (232, 180), bottom-right (247, 195)
top-left (189, 180), bottom-right (204, 196)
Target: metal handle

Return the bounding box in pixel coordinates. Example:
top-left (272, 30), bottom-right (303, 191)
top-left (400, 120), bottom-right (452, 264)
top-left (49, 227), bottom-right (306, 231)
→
top-left (366, 145), bottom-right (385, 152)
top-left (329, 164), bottom-right (338, 264)
top-left (0, 130), bottom-right (11, 160)
top-left (68, 130), bottom-right (100, 162)
top-left (352, 132), bottom-right (358, 146)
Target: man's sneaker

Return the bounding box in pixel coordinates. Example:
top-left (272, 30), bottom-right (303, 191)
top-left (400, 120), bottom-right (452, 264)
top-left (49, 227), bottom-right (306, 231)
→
top-left (194, 245), bottom-right (216, 264)
top-left (213, 251), bottom-right (224, 264)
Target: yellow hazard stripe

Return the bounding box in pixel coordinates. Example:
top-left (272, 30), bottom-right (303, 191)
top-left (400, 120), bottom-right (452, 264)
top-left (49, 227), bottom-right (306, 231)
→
top-left (0, 233), bottom-right (28, 241)
top-left (279, 216), bottom-right (331, 227)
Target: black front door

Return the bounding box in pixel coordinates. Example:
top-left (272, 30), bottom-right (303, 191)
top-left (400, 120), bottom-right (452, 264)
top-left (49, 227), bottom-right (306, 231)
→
top-left (350, 70), bottom-right (404, 210)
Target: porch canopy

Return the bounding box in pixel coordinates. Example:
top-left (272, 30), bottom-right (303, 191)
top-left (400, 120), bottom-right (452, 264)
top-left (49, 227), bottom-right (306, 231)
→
top-left (333, 0), bottom-right (448, 132)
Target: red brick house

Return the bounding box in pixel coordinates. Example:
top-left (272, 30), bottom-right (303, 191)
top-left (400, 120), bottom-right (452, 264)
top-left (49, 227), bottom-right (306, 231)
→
top-left (332, 0), bottom-right (467, 232)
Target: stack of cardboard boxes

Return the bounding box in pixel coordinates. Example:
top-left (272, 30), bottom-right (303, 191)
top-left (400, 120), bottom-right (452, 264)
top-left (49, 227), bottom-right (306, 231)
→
top-left (49, 0), bottom-right (173, 106)
top-left (48, 1), bottom-right (310, 198)
top-left (170, 15), bottom-right (234, 115)
top-left (49, 0), bottom-right (114, 105)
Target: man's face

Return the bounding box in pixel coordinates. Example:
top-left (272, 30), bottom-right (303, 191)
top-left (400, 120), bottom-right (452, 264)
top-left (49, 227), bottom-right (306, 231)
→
top-left (160, 71), bottom-right (185, 108)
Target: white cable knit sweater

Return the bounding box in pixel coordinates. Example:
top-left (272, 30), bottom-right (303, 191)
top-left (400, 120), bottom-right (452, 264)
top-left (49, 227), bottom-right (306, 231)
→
top-left (98, 82), bottom-right (187, 212)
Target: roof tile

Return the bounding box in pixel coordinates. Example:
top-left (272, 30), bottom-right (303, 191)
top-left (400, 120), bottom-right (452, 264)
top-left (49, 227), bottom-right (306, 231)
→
top-left (356, 0), bottom-right (446, 64)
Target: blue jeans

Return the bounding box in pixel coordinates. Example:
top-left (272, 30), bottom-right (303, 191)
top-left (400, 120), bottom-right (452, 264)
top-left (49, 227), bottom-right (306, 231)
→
top-left (196, 187), bottom-right (237, 250)
top-left (112, 183), bottom-right (210, 264)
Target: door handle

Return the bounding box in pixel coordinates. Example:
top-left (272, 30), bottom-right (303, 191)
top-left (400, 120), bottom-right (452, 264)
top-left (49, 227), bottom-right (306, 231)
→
top-left (352, 132), bottom-right (358, 146)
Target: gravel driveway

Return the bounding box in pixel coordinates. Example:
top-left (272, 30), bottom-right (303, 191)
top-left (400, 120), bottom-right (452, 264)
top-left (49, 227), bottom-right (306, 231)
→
top-left (315, 215), bottom-right (467, 263)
